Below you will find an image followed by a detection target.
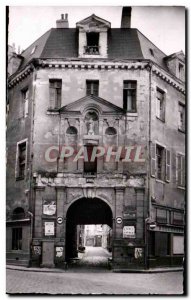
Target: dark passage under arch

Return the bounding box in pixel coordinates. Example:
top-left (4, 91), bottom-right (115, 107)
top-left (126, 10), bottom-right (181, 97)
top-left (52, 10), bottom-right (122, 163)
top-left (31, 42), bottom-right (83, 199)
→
top-left (65, 197), bottom-right (113, 260)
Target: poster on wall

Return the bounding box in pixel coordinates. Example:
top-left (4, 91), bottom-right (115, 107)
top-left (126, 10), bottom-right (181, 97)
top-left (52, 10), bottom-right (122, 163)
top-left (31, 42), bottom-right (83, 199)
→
top-left (44, 221), bottom-right (55, 236)
top-left (56, 247), bottom-right (63, 257)
top-left (173, 235), bottom-right (184, 254)
top-left (123, 226), bottom-right (135, 238)
top-left (43, 199), bottom-right (56, 216)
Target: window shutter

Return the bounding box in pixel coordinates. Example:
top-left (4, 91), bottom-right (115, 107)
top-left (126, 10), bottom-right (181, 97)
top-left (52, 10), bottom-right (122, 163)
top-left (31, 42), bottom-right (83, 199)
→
top-left (165, 149), bottom-right (171, 182)
top-left (182, 156), bottom-right (185, 186)
top-left (93, 82), bottom-right (99, 96)
top-left (86, 82), bottom-right (91, 95)
top-left (123, 89), bottom-right (127, 111)
top-left (177, 154), bottom-right (182, 186)
top-left (162, 93), bottom-right (166, 121)
top-left (49, 87), bottom-right (55, 109)
top-left (151, 142), bottom-right (156, 177)
top-left (24, 99), bottom-right (29, 117)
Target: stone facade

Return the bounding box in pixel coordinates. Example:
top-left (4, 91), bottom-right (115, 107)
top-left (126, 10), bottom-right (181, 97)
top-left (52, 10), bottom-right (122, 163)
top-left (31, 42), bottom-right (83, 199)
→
top-left (6, 11), bottom-right (185, 269)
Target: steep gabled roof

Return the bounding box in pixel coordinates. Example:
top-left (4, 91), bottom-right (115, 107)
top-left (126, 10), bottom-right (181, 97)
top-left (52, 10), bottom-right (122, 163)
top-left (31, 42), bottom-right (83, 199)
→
top-left (16, 27), bottom-right (170, 72)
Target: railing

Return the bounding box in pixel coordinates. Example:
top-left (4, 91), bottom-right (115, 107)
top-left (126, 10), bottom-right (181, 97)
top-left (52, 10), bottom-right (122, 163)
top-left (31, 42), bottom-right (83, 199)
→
top-left (84, 46), bottom-right (100, 55)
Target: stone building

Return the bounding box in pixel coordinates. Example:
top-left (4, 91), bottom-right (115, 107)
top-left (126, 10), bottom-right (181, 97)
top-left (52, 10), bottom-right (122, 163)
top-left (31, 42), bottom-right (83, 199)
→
top-left (6, 8), bottom-right (185, 269)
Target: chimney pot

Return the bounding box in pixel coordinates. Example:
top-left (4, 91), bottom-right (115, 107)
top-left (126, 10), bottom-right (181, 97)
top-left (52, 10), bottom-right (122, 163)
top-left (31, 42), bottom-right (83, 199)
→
top-left (56, 13), bottom-right (69, 28)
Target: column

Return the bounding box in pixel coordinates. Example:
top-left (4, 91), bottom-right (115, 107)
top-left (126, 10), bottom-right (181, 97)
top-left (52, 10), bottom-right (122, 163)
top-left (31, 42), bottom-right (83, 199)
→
top-left (34, 186), bottom-right (45, 238)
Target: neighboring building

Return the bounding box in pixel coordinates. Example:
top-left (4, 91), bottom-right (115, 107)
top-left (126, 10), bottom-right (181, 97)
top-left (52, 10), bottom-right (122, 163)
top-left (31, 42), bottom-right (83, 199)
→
top-left (6, 8), bottom-right (185, 269)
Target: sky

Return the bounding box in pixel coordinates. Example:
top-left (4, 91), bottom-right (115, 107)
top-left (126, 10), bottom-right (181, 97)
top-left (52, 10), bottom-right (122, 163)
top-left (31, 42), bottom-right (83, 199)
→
top-left (8, 6), bottom-right (185, 56)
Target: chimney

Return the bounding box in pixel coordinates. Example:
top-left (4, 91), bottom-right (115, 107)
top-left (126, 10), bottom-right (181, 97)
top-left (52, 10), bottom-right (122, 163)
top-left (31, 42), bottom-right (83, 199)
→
top-left (121, 7), bottom-right (132, 28)
top-left (56, 13), bottom-right (69, 28)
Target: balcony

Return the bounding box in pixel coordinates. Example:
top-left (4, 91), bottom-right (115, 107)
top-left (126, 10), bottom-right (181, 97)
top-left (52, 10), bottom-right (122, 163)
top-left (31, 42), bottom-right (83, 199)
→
top-left (84, 46), bottom-right (100, 55)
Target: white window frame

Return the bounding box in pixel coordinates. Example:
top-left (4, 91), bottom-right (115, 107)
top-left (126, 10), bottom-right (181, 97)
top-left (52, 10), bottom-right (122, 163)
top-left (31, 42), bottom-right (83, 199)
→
top-left (156, 87), bottom-right (166, 122)
top-left (15, 138), bottom-right (28, 179)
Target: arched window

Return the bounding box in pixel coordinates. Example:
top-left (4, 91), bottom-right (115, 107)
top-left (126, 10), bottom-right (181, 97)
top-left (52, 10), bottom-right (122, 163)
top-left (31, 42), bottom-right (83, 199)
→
top-left (105, 127), bottom-right (117, 136)
top-left (12, 207), bottom-right (25, 220)
top-left (85, 111), bottom-right (99, 135)
top-left (104, 127), bottom-right (117, 147)
top-left (66, 126), bottom-right (78, 135)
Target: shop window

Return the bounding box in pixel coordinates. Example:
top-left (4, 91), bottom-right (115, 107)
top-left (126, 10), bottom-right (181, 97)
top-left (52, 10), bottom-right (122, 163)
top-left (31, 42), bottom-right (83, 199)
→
top-left (22, 88), bottom-right (29, 118)
top-left (16, 141), bottom-right (27, 179)
top-left (155, 232), bottom-right (171, 256)
top-left (85, 32), bottom-right (100, 54)
top-left (148, 231), bottom-right (155, 256)
top-left (156, 88), bottom-right (165, 121)
top-left (12, 228), bottom-right (22, 250)
top-left (178, 103), bottom-right (185, 132)
top-left (173, 235), bottom-right (184, 255)
top-left (49, 79), bottom-right (62, 109)
top-left (123, 81), bottom-right (137, 112)
top-left (177, 153), bottom-right (185, 187)
top-left (86, 80), bottom-right (99, 96)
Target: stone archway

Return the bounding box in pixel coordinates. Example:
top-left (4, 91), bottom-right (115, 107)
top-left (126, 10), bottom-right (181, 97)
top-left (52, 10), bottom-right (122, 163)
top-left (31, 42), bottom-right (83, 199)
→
top-left (65, 197), bottom-right (113, 261)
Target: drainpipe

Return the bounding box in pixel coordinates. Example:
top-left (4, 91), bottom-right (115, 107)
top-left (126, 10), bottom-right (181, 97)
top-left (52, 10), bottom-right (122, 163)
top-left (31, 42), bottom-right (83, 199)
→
top-left (28, 61), bottom-right (37, 263)
top-left (27, 211), bottom-right (33, 267)
top-left (144, 61), bottom-right (153, 269)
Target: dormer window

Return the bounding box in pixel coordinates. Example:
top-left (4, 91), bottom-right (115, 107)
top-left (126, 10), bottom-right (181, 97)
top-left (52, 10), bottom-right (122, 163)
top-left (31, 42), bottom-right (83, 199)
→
top-left (76, 14), bottom-right (111, 58)
top-left (85, 32), bottom-right (100, 55)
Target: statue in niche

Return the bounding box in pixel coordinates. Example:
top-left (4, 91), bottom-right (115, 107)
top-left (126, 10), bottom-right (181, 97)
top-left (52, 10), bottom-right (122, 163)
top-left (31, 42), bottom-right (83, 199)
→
top-left (88, 118), bottom-right (95, 135)
top-left (85, 111), bottom-right (98, 135)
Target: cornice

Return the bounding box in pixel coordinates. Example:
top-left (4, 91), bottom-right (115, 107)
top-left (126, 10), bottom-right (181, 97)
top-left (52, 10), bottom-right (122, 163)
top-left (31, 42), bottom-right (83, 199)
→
top-left (8, 59), bottom-right (185, 94)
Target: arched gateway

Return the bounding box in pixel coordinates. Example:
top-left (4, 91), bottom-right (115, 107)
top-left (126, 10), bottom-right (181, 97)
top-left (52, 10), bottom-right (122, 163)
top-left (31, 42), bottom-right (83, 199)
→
top-left (65, 197), bottom-right (113, 261)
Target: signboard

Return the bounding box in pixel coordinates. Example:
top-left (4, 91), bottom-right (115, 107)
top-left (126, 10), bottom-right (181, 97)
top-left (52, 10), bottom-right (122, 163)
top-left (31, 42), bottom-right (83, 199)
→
top-left (44, 221), bottom-right (55, 236)
top-left (56, 247), bottom-right (63, 257)
top-left (57, 216), bottom-right (63, 224)
top-left (116, 217), bottom-right (123, 224)
top-left (43, 200), bottom-right (56, 216)
top-left (123, 226), bottom-right (135, 238)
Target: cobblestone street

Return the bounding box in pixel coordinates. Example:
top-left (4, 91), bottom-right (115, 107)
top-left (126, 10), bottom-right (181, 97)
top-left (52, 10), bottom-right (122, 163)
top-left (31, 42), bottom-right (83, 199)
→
top-left (6, 247), bottom-right (184, 295)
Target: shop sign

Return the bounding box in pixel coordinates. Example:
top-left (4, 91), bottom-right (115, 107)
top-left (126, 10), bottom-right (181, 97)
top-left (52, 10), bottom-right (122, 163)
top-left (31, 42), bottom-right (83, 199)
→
top-left (123, 226), bottom-right (135, 238)
top-left (56, 247), bottom-right (63, 257)
top-left (45, 221), bottom-right (55, 236)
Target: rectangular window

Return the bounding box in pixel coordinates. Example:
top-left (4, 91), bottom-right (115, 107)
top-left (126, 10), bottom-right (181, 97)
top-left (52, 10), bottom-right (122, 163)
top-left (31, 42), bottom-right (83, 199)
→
top-left (85, 32), bottom-right (100, 54)
top-left (171, 212), bottom-right (184, 226)
top-left (49, 79), bottom-right (62, 109)
top-left (86, 80), bottom-right (99, 96)
top-left (84, 145), bottom-right (97, 176)
top-left (17, 142), bottom-right (27, 179)
top-left (123, 81), bottom-right (137, 112)
top-left (178, 63), bottom-right (184, 81)
top-left (156, 144), bottom-right (165, 181)
top-left (22, 88), bottom-right (29, 118)
top-left (177, 154), bottom-right (185, 187)
top-left (12, 228), bottom-right (22, 250)
top-left (156, 88), bottom-right (165, 121)
top-left (178, 103), bottom-right (185, 132)
top-left (156, 209), bottom-right (167, 224)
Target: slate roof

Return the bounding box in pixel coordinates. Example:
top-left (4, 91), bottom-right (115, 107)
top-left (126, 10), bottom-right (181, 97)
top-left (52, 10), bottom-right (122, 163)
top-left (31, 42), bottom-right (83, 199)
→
top-left (18, 27), bottom-right (168, 71)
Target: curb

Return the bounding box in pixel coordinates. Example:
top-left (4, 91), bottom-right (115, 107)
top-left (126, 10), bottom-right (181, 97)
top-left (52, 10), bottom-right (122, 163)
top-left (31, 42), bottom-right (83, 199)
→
top-left (7, 265), bottom-right (183, 274)
top-left (112, 268), bottom-right (183, 273)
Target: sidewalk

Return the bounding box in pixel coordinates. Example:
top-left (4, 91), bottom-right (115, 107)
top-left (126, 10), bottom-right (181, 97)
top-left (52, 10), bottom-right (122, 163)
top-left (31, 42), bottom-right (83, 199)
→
top-left (6, 264), bottom-right (183, 273)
